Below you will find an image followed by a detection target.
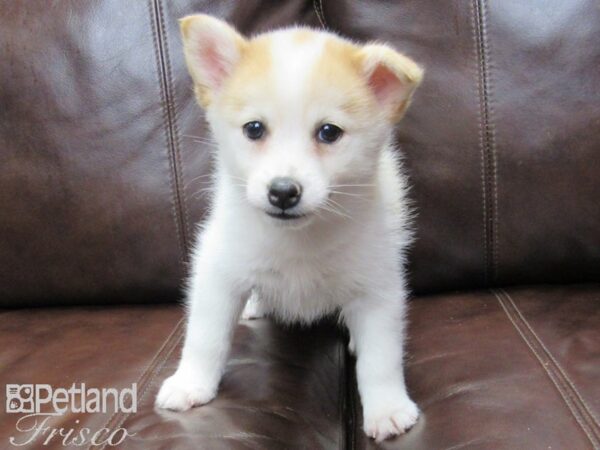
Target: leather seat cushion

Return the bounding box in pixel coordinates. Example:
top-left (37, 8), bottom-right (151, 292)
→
top-left (0, 305), bottom-right (345, 449)
top-left (1, 285), bottom-right (598, 449)
top-left (351, 285), bottom-right (600, 449)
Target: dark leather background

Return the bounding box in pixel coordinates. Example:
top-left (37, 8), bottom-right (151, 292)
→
top-left (323, 0), bottom-right (600, 292)
top-left (0, 1), bottom-right (319, 307)
top-left (1, 2), bottom-right (599, 449)
top-left (1, 1), bottom-right (599, 306)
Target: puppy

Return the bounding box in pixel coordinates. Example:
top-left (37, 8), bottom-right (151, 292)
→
top-left (155, 14), bottom-right (423, 442)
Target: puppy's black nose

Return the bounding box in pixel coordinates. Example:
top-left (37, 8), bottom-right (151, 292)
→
top-left (268, 177), bottom-right (302, 210)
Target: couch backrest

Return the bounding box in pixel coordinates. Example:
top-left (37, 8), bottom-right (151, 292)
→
top-left (1, 1), bottom-right (598, 306)
top-left (0, 1), bottom-right (319, 306)
top-left (323, 0), bottom-right (600, 292)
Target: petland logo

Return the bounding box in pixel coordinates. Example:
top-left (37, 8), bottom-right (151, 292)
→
top-left (6, 383), bottom-right (137, 447)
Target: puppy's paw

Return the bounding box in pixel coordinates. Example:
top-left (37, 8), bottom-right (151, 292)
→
top-left (363, 396), bottom-right (419, 442)
top-left (241, 291), bottom-right (266, 320)
top-left (155, 372), bottom-right (216, 411)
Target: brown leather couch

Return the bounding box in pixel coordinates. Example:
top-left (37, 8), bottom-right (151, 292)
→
top-left (1, 1), bottom-right (599, 449)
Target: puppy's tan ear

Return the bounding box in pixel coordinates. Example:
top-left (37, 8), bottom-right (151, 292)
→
top-left (179, 15), bottom-right (246, 107)
top-left (358, 44), bottom-right (423, 122)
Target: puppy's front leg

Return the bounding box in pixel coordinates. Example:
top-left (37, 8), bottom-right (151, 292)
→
top-left (156, 259), bottom-right (243, 411)
top-left (344, 291), bottom-right (419, 442)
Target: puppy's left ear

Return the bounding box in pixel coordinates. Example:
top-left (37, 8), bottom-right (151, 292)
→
top-left (358, 44), bottom-right (423, 122)
top-left (179, 14), bottom-right (247, 107)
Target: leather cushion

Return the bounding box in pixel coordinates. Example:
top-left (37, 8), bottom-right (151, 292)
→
top-left (2, 285), bottom-right (598, 449)
top-left (0, 305), bottom-right (345, 449)
top-left (349, 285), bottom-right (600, 449)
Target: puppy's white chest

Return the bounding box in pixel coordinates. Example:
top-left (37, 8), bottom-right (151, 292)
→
top-left (251, 255), bottom-right (347, 323)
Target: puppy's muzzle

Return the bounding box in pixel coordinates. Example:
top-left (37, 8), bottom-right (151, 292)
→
top-left (267, 177), bottom-right (302, 210)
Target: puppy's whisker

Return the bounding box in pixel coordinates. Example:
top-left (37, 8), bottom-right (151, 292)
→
top-left (183, 135), bottom-right (220, 149)
top-left (182, 134), bottom-right (215, 141)
top-left (185, 174), bottom-right (215, 189)
top-left (191, 141), bottom-right (219, 149)
top-left (329, 184), bottom-right (375, 188)
top-left (326, 197), bottom-right (353, 216)
top-left (325, 199), bottom-right (361, 224)
top-left (320, 206), bottom-right (352, 222)
top-left (191, 186), bottom-right (216, 199)
top-left (312, 208), bottom-right (325, 221)
top-left (329, 190), bottom-right (368, 199)
top-left (317, 204), bottom-right (338, 216)
top-left (188, 173), bottom-right (213, 181)
top-left (185, 179), bottom-right (213, 190)
top-left (187, 138), bottom-right (216, 144)
top-left (313, 208), bottom-right (335, 224)
top-left (318, 201), bottom-right (354, 222)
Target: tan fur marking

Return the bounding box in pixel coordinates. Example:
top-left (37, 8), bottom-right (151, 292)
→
top-left (218, 36), bottom-right (272, 114)
top-left (292, 29), bottom-right (315, 45)
top-left (310, 38), bottom-right (376, 118)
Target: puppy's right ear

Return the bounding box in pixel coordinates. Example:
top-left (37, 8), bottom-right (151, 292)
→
top-left (179, 15), bottom-right (246, 107)
top-left (357, 44), bottom-right (423, 122)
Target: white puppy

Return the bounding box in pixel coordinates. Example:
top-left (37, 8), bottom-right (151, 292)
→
top-left (155, 15), bottom-right (423, 442)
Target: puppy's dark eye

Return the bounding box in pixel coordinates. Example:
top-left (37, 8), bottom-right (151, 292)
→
top-left (317, 124), bottom-right (343, 144)
top-left (243, 121), bottom-right (266, 140)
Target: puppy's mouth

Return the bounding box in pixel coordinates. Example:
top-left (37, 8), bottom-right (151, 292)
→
top-left (266, 211), bottom-right (306, 221)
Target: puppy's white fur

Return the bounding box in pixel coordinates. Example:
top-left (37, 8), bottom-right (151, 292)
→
top-left (155, 15), bottom-right (423, 442)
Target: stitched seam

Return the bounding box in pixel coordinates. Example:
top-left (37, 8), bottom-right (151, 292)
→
top-left (471, 0), bottom-right (498, 284)
top-left (483, 0), bottom-right (499, 282)
top-left (89, 317), bottom-right (185, 450)
top-left (149, 0), bottom-right (189, 264)
top-left (148, 0), bottom-right (184, 263)
top-left (493, 290), bottom-right (600, 449)
top-left (470, 0), bottom-right (488, 284)
top-left (494, 290), bottom-right (599, 448)
top-left (500, 288), bottom-right (600, 432)
top-left (100, 322), bottom-right (185, 449)
top-left (478, 0), bottom-right (499, 282)
top-left (313, 0), bottom-right (328, 29)
top-left (156, 0), bottom-right (192, 254)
